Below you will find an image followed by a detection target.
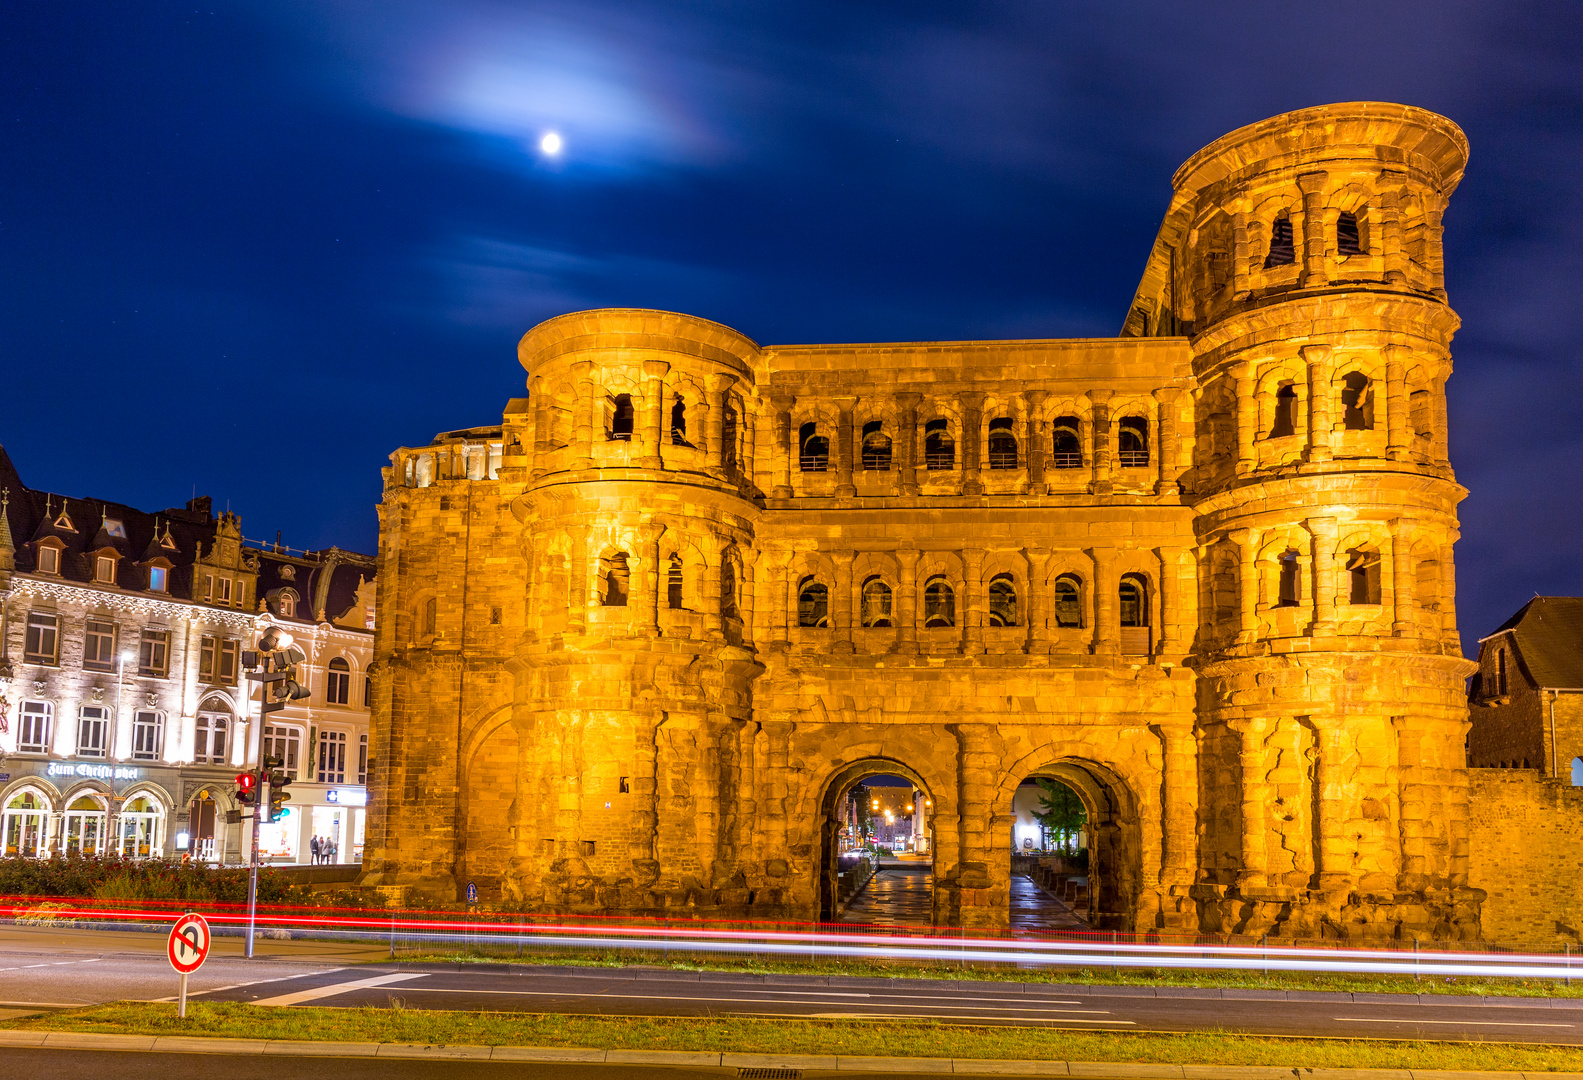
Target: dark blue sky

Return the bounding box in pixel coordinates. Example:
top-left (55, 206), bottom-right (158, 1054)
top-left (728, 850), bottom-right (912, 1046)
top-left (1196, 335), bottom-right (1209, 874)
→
top-left (3, 2), bottom-right (1579, 649)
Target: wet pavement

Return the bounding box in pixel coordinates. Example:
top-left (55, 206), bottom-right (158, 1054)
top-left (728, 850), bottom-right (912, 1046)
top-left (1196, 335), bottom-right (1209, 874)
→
top-left (1009, 873), bottom-right (1090, 930)
top-left (839, 862), bottom-right (1089, 930)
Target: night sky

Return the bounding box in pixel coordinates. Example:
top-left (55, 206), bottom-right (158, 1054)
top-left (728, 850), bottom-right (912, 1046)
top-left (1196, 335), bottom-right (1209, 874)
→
top-left (3, 2), bottom-right (1580, 650)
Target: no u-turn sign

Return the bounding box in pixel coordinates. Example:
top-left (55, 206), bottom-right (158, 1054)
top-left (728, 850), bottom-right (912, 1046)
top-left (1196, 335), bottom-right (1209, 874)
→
top-left (167, 913), bottom-right (211, 1018)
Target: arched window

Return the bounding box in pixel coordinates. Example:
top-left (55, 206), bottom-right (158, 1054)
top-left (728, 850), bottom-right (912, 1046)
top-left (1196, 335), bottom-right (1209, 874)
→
top-left (923, 577), bottom-right (956, 628)
top-left (861, 421), bottom-right (891, 470)
top-left (1277, 550), bottom-right (1300, 608)
top-left (1496, 647), bottom-right (1508, 696)
top-left (1337, 210), bottom-right (1364, 256)
top-left (63, 794), bottom-right (107, 856)
top-left (1264, 214), bottom-right (1295, 267)
top-left (1571, 757), bottom-right (1582, 787)
top-left (1119, 575), bottom-right (1149, 627)
top-left (987, 574), bottom-right (1018, 626)
top-left (2, 790), bottom-right (49, 858)
top-left (601, 553), bottom-right (630, 607)
top-left (1051, 418), bottom-right (1082, 468)
top-left (667, 554), bottom-right (685, 610)
top-left (1270, 383), bottom-right (1298, 439)
top-left (1341, 372), bottom-right (1374, 430)
top-left (721, 558), bottom-right (739, 620)
top-left (924, 419), bottom-right (955, 470)
top-left (1117, 417), bottom-right (1149, 467)
top-left (423, 597), bottom-right (437, 636)
top-left (195, 708), bottom-right (230, 764)
top-left (799, 422), bottom-right (829, 472)
top-left (722, 404), bottom-right (738, 469)
top-left (670, 398), bottom-right (691, 446)
top-left (860, 577), bottom-right (893, 627)
top-left (797, 579), bottom-right (829, 627)
top-left (326, 657), bottom-right (351, 705)
top-left (278, 590), bottom-right (297, 618)
top-left (987, 418), bottom-right (1018, 469)
top-left (1052, 574), bottom-right (1083, 628)
top-left (118, 794), bottom-right (163, 858)
top-left (1346, 547), bottom-right (1381, 605)
top-left (607, 394), bottom-right (635, 441)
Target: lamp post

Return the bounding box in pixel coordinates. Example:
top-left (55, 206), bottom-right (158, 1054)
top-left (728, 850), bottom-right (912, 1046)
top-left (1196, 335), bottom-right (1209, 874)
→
top-left (115, 650), bottom-right (135, 760)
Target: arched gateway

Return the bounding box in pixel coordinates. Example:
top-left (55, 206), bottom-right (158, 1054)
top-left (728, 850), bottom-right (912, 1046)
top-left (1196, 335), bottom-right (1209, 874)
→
top-left (363, 103), bottom-right (1484, 941)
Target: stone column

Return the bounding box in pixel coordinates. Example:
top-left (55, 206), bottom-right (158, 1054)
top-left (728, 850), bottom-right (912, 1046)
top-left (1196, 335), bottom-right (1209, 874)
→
top-left (832, 396), bottom-right (857, 496)
top-left (1025, 548), bottom-right (1051, 655)
top-left (1024, 390), bottom-right (1047, 494)
top-left (761, 718), bottom-right (794, 884)
top-left (1385, 346), bottom-right (1409, 462)
top-left (1441, 527), bottom-right (1461, 653)
top-left (638, 524), bottom-right (665, 638)
top-left (784, 555), bottom-right (802, 641)
top-left (1425, 196), bottom-right (1448, 300)
top-left (959, 392), bottom-right (985, 496)
top-left (1153, 387), bottom-right (1180, 495)
top-left (832, 549), bottom-right (856, 654)
top-left (962, 547), bottom-right (985, 655)
top-left (700, 533), bottom-right (725, 643)
top-left (1307, 516), bottom-right (1338, 636)
top-left (896, 548), bottom-right (920, 655)
top-left (637, 360), bottom-right (670, 470)
top-left (1391, 714), bottom-right (1426, 891)
top-left (1158, 721), bottom-right (1198, 922)
top-left (1304, 344), bottom-right (1335, 464)
top-left (1231, 528), bottom-right (1259, 645)
top-left (1230, 207), bottom-right (1252, 298)
top-left (706, 373), bottom-right (735, 480)
top-left (1090, 546), bottom-right (1118, 655)
top-left (1232, 365), bottom-right (1256, 477)
top-left (1226, 716), bottom-right (1269, 890)
top-left (1389, 517), bottom-right (1416, 637)
top-left (766, 548), bottom-right (792, 649)
top-left (741, 393), bottom-right (758, 490)
top-left (1156, 546), bottom-right (1185, 656)
top-left (1297, 170), bottom-right (1329, 288)
top-left (1088, 389), bottom-right (1113, 495)
top-left (572, 361), bottom-right (596, 470)
top-left (1378, 173), bottom-right (1406, 284)
top-left (739, 547), bottom-right (757, 646)
top-left (1431, 362), bottom-right (1452, 465)
top-left (771, 395), bottom-right (795, 498)
top-left (1311, 716), bottom-right (1356, 895)
top-left (895, 393), bottom-right (921, 495)
top-left (567, 525), bottom-right (591, 635)
top-left (955, 725), bottom-right (1000, 927)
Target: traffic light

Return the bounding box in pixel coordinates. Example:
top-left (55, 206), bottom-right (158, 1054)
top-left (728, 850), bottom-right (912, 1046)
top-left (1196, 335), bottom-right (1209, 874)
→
top-left (235, 771), bottom-right (258, 807)
top-left (245, 618), bottom-right (311, 718)
top-left (263, 755), bottom-right (293, 824)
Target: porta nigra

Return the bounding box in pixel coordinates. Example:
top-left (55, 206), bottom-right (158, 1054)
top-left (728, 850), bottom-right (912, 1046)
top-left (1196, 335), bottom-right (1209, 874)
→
top-left (360, 102), bottom-right (1483, 941)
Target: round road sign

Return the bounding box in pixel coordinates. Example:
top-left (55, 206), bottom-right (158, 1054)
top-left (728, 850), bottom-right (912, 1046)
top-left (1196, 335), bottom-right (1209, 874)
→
top-left (167, 913), bottom-right (211, 974)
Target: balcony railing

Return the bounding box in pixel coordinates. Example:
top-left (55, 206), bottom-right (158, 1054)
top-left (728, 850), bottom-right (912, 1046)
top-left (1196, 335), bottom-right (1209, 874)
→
top-left (1050, 451), bottom-right (1083, 469)
top-left (1118, 449), bottom-right (1150, 468)
top-left (800, 454), bottom-right (829, 472)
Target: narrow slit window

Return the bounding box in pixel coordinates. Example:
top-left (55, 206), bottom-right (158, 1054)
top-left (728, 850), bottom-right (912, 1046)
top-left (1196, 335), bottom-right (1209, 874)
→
top-left (1276, 550), bottom-right (1300, 608)
top-left (1337, 210), bottom-right (1364, 256)
top-left (1119, 576), bottom-right (1148, 627)
top-left (667, 554), bottom-right (685, 610)
top-left (1117, 417), bottom-right (1149, 467)
top-left (608, 394), bottom-right (635, 441)
top-left (1270, 383), bottom-right (1298, 439)
top-left (1346, 548), bottom-right (1380, 605)
top-left (1341, 372), bottom-right (1374, 430)
top-left (601, 553), bottom-right (630, 607)
top-left (670, 398), bottom-right (691, 446)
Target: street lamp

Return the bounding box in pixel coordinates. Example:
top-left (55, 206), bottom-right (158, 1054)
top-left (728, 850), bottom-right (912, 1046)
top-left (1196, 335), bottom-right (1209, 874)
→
top-left (115, 650), bottom-right (136, 758)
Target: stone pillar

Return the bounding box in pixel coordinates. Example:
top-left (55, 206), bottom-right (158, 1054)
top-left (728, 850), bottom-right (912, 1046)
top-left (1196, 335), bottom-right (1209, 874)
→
top-left (1390, 517), bottom-right (1416, 637)
top-left (1297, 170), bottom-right (1328, 288)
top-left (1024, 390), bottom-right (1047, 494)
top-left (896, 548), bottom-right (920, 655)
top-left (1304, 344), bottom-right (1335, 464)
top-left (1090, 546), bottom-right (1118, 655)
top-left (739, 547), bottom-right (757, 647)
top-left (1307, 516), bottom-right (1338, 636)
top-left (572, 361), bottom-right (596, 470)
top-left (1378, 173), bottom-right (1406, 284)
top-left (1441, 527), bottom-right (1461, 653)
top-left (771, 395), bottom-right (795, 498)
top-left (833, 396), bottom-right (857, 497)
top-left (1156, 546), bottom-right (1185, 656)
top-left (1392, 714), bottom-right (1426, 891)
top-left (567, 525), bottom-right (590, 635)
top-left (1311, 716), bottom-right (1355, 895)
top-left (1232, 366), bottom-right (1256, 477)
top-left (1425, 196), bottom-right (1448, 300)
top-left (761, 718), bottom-right (794, 885)
top-left (1025, 548), bottom-right (1050, 655)
top-left (1385, 346), bottom-right (1409, 462)
top-left (784, 556), bottom-right (802, 641)
top-left (954, 724), bottom-right (999, 927)
top-left (741, 393), bottom-right (758, 490)
top-left (959, 392), bottom-right (985, 496)
top-left (1231, 528), bottom-right (1259, 645)
top-left (831, 549), bottom-right (856, 654)
top-left (767, 549), bottom-right (792, 649)
top-left (1153, 387), bottom-right (1180, 495)
top-left (1088, 389), bottom-right (1113, 495)
top-left (895, 393), bottom-right (921, 495)
top-left (638, 524), bottom-right (665, 638)
top-left (637, 360), bottom-right (670, 469)
top-left (1230, 207), bottom-right (1252, 298)
top-left (962, 547), bottom-right (985, 655)
top-left (1430, 362), bottom-right (1452, 465)
top-left (1227, 716), bottom-right (1269, 890)
top-left (1158, 721), bottom-right (1198, 923)
top-left (706, 373), bottom-right (735, 480)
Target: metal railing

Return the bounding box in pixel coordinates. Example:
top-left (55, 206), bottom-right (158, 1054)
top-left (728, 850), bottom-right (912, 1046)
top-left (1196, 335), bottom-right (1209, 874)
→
top-left (1049, 451), bottom-right (1083, 469)
top-left (1118, 449), bottom-right (1150, 468)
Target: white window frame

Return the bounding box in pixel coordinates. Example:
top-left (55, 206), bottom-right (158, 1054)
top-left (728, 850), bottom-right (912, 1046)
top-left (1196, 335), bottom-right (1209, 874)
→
top-left (194, 711), bottom-right (230, 764)
top-left (36, 545), bottom-right (60, 574)
top-left (326, 658), bottom-right (350, 706)
top-left (263, 724), bottom-right (302, 774)
top-left (63, 795), bottom-right (109, 856)
top-left (131, 710), bottom-right (164, 761)
top-left (76, 705), bottom-right (109, 758)
top-left (2, 791), bottom-right (50, 858)
top-left (24, 611), bottom-right (60, 665)
top-left (149, 566), bottom-right (167, 592)
top-left (317, 729), bottom-right (348, 783)
top-left (116, 795), bottom-right (164, 858)
top-left (95, 554), bottom-right (117, 584)
top-left (17, 700), bottom-right (52, 753)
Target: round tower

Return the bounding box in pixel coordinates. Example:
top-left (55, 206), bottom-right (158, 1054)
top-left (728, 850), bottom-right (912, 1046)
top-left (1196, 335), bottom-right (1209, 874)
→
top-left (1179, 104), bottom-right (1480, 939)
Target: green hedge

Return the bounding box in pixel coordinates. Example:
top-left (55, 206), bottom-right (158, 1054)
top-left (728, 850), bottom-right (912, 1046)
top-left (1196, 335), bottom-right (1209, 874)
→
top-left (0, 853), bottom-right (297, 904)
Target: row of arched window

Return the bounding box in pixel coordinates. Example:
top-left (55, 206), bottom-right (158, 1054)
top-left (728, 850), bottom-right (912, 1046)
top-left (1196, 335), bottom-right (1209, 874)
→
top-left (1262, 209), bottom-right (1367, 269)
top-left (1267, 371), bottom-right (1376, 437)
top-left (798, 417), bottom-right (1149, 474)
top-left (795, 574), bottom-right (1150, 629)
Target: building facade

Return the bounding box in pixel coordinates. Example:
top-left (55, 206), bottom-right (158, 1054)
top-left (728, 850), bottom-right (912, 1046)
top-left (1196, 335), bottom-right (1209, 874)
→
top-left (0, 447), bottom-right (376, 865)
top-left (363, 102), bottom-right (1480, 940)
top-left (1467, 597), bottom-right (1583, 779)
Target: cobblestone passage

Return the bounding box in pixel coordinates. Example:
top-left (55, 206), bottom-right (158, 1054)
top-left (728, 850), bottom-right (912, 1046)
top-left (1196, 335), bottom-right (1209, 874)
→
top-left (839, 863), bottom-right (934, 926)
top-left (1009, 873), bottom-right (1090, 931)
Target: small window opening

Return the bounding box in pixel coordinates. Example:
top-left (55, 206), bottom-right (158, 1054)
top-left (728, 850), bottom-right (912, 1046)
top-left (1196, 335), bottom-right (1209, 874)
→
top-left (1051, 418), bottom-right (1082, 469)
top-left (1496, 647), bottom-right (1508, 697)
top-left (987, 574), bottom-right (1018, 626)
top-left (923, 577), bottom-right (956, 628)
top-left (722, 405), bottom-right (738, 469)
top-left (860, 576), bottom-right (893, 627)
top-left (987, 417), bottom-right (1018, 469)
top-left (861, 421), bottom-right (892, 471)
top-left (601, 553), bottom-right (630, 607)
top-left (799, 422), bottom-right (829, 472)
top-left (1337, 210), bottom-right (1364, 256)
top-left (924, 419), bottom-right (955, 470)
top-left (1570, 757), bottom-right (1582, 787)
top-left (1277, 550), bottom-right (1300, 608)
top-left (1270, 383), bottom-right (1298, 439)
top-left (619, 776), bottom-right (631, 793)
top-left (797, 579), bottom-right (829, 627)
top-left (608, 394), bottom-right (635, 441)
top-left (1052, 575), bottom-right (1083, 628)
top-left (1264, 214), bottom-right (1296, 267)
top-left (1346, 548), bottom-right (1380, 605)
top-left (1118, 417), bottom-right (1149, 467)
top-left (1341, 372), bottom-right (1374, 431)
top-left (667, 554), bottom-right (685, 610)
top-left (423, 597), bottom-right (437, 636)
top-left (1119, 576), bottom-right (1148, 627)
top-left (721, 558), bottom-right (739, 620)
top-left (581, 840), bottom-right (596, 857)
top-left (670, 398), bottom-right (691, 446)
top-left (1410, 389), bottom-right (1433, 440)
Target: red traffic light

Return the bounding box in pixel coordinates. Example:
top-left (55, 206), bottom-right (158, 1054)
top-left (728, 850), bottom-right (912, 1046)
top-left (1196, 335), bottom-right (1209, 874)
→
top-left (235, 772), bottom-right (256, 792)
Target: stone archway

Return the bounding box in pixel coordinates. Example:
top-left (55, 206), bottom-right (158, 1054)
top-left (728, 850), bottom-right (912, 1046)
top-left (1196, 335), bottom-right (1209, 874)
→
top-left (816, 758), bottom-right (936, 922)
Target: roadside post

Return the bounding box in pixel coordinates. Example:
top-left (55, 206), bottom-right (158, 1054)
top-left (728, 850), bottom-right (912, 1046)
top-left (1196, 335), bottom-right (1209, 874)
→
top-left (167, 912), bottom-right (211, 1019)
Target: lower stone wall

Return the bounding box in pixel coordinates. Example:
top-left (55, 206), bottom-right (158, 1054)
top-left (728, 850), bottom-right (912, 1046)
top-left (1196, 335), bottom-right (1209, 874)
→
top-left (1468, 770), bottom-right (1583, 946)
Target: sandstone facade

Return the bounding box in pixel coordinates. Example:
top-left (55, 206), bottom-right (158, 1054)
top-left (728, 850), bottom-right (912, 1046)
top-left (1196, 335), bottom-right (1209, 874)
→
top-left (362, 103), bottom-right (1482, 940)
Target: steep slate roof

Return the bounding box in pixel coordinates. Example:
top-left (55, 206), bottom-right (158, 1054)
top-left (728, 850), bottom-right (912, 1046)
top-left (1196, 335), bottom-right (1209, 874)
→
top-left (1490, 597), bottom-right (1583, 691)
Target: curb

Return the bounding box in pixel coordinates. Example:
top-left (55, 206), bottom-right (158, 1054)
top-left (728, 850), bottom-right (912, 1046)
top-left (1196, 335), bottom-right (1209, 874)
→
top-left (1, 1030), bottom-right (1579, 1079)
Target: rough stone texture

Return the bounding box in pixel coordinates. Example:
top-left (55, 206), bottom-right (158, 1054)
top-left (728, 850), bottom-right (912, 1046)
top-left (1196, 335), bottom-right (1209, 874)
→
top-left (1468, 771), bottom-right (1583, 945)
top-left (362, 102), bottom-right (1486, 939)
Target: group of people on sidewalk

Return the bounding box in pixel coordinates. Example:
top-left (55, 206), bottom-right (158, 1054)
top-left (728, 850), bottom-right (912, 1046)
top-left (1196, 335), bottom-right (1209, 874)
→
top-left (308, 834), bottom-right (338, 864)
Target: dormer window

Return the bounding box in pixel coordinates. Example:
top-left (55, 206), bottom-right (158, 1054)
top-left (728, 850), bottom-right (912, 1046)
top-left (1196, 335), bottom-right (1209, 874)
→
top-left (95, 555), bottom-right (117, 585)
top-left (36, 545), bottom-right (60, 575)
top-left (102, 517), bottom-right (126, 538)
top-left (279, 591), bottom-right (296, 618)
top-left (149, 566), bottom-right (167, 592)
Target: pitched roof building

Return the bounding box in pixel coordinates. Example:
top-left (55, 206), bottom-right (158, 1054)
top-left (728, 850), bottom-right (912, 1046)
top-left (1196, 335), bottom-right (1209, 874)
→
top-left (1468, 597), bottom-right (1583, 779)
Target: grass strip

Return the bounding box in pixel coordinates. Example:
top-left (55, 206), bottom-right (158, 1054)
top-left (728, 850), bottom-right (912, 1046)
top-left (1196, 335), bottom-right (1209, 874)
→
top-left (10, 1002), bottom-right (1583, 1072)
top-left (386, 946), bottom-right (1583, 999)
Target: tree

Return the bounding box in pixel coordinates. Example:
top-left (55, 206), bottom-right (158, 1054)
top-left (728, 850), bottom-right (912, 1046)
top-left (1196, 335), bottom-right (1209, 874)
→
top-left (1032, 779), bottom-right (1086, 854)
top-left (849, 784), bottom-right (873, 844)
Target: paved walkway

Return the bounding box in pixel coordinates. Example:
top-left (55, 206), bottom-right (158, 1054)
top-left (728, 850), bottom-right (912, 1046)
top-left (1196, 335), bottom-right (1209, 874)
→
top-left (840, 865), bottom-right (1090, 930)
top-left (1009, 873), bottom-right (1090, 931)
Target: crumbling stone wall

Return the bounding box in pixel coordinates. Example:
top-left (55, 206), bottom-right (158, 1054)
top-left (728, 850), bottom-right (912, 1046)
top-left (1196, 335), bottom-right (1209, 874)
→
top-left (1469, 771), bottom-right (1583, 946)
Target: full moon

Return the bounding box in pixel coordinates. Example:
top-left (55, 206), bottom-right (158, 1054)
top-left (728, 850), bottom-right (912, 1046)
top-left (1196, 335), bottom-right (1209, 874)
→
top-left (540, 132), bottom-right (562, 155)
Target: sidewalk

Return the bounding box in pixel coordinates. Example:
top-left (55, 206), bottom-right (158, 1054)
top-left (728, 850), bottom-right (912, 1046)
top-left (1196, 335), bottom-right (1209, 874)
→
top-left (0, 1029), bottom-right (1577, 1078)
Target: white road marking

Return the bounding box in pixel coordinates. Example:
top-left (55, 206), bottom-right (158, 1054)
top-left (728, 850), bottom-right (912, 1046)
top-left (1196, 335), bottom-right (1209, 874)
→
top-left (379, 986), bottom-right (1112, 1015)
top-left (252, 972), bottom-right (424, 1007)
top-left (734, 989), bottom-right (1084, 1006)
top-left (1336, 1017), bottom-right (1574, 1028)
top-left (801, 1012), bottom-right (1135, 1025)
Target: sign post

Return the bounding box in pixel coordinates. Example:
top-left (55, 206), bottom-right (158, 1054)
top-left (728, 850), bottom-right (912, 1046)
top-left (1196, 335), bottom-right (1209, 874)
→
top-left (167, 913), bottom-right (211, 1019)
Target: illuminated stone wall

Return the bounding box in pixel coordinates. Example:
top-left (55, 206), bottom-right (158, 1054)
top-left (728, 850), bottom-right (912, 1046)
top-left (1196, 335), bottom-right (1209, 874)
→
top-left (1469, 771), bottom-right (1583, 946)
top-left (361, 102), bottom-right (1485, 940)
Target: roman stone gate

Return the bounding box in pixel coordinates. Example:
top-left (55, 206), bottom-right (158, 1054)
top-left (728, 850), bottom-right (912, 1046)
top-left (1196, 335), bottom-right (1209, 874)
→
top-left (362, 102), bottom-right (1484, 941)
